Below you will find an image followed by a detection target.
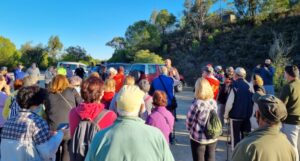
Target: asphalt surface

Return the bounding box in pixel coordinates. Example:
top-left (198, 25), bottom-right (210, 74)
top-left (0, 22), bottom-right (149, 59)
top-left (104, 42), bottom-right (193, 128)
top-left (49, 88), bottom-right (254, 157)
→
top-left (171, 87), bottom-right (232, 161)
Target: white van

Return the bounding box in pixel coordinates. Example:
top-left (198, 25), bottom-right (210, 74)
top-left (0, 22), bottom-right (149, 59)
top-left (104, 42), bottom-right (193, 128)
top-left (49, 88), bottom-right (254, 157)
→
top-left (57, 61), bottom-right (87, 73)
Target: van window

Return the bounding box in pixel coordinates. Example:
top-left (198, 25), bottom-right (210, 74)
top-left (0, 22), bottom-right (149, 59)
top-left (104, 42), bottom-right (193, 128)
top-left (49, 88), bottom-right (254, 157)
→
top-left (148, 65), bottom-right (157, 74)
top-left (130, 65), bottom-right (145, 72)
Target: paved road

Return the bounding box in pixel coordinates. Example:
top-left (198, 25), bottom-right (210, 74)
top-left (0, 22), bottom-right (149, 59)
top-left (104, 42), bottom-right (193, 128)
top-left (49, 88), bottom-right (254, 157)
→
top-left (171, 87), bottom-right (232, 161)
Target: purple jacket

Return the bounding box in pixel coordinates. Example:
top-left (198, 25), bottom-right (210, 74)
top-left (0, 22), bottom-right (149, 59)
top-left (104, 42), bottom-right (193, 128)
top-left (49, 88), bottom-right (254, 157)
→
top-left (146, 107), bottom-right (174, 143)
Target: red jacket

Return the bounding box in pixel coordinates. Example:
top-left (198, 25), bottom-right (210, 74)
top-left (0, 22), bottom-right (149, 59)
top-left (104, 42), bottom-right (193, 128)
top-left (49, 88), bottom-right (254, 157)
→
top-left (69, 102), bottom-right (117, 137)
top-left (205, 77), bottom-right (220, 100)
top-left (113, 73), bottom-right (125, 92)
top-left (101, 91), bottom-right (115, 109)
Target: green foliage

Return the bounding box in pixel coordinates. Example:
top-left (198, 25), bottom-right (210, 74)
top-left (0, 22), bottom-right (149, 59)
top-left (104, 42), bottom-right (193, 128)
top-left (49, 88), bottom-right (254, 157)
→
top-left (108, 49), bottom-right (133, 63)
top-left (125, 20), bottom-right (161, 51)
top-left (133, 50), bottom-right (164, 64)
top-left (0, 36), bottom-right (19, 68)
top-left (154, 9), bottom-right (176, 34)
top-left (268, 32), bottom-right (296, 92)
top-left (47, 35), bottom-right (63, 58)
top-left (20, 43), bottom-right (49, 69)
top-left (106, 37), bottom-right (126, 50)
top-left (62, 46), bottom-right (92, 62)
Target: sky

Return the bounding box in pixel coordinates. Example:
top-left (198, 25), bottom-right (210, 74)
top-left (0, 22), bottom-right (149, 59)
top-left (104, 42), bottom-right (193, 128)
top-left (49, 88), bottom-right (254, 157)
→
top-left (0, 0), bottom-right (227, 60)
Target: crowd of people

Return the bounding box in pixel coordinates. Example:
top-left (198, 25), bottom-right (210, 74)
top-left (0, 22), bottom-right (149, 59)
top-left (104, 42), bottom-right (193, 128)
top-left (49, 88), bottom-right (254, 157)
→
top-left (0, 58), bottom-right (299, 161)
top-left (186, 59), bottom-right (299, 161)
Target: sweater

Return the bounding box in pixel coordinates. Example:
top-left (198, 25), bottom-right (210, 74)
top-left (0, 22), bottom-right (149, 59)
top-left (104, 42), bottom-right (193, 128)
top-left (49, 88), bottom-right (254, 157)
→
top-left (253, 66), bottom-right (275, 85)
top-left (146, 106), bottom-right (174, 143)
top-left (84, 116), bottom-right (174, 161)
top-left (45, 87), bottom-right (82, 130)
top-left (69, 102), bottom-right (117, 137)
top-left (232, 125), bottom-right (296, 161)
top-left (280, 79), bottom-right (300, 125)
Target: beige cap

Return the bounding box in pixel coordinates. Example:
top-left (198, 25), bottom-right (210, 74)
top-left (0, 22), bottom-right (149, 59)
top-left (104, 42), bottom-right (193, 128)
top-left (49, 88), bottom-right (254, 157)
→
top-left (117, 85), bottom-right (145, 113)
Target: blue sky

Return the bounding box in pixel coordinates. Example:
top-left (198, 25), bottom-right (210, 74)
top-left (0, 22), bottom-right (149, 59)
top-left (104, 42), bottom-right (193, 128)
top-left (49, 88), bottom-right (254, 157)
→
top-left (0, 0), bottom-right (227, 60)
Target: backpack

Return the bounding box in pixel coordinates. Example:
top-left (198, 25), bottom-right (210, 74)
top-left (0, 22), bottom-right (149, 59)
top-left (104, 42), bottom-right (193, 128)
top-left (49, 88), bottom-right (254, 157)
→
top-left (69, 109), bottom-right (109, 161)
top-left (204, 110), bottom-right (222, 139)
top-left (8, 96), bottom-right (21, 118)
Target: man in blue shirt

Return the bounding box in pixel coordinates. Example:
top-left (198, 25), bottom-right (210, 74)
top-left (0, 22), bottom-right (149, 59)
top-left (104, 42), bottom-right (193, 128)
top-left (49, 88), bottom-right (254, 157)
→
top-left (14, 64), bottom-right (26, 80)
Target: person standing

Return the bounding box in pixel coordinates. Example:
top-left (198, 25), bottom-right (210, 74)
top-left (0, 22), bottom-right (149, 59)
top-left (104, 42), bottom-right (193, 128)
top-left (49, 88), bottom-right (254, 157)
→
top-left (217, 67), bottom-right (234, 127)
top-left (45, 75), bottom-right (82, 161)
top-left (146, 90), bottom-right (174, 143)
top-left (165, 58), bottom-right (180, 80)
top-left (1, 86), bottom-right (68, 161)
top-left (232, 93), bottom-right (296, 161)
top-left (26, 63), bottom-right (40, 77)
top-left (84, 85), bottom-right (174, 161)
top-left (149, 66), bottom-right (175, 111)
top-left (202, 66), bottom-right (220, 100)
top-left (57, 64), bottom-right (67, 76)
top-left (224, 67), bottom-right (254, 149)
top-left (186, 78), bottom-right (218, 161)
top-left (280, 65), bottom-right (300, 161)
top-left (253, 59), bottom-right (275, 95)
top-left (66, 65), bottom-right (73, 78)
top-left (74, 66), bottom-right (85, 79)
top-left (0, 67), bottom-right (12, 85)
top-left (113, 66), bottom-right (125, 92)
top-left (14, 64), bottom-right (26, 80)
top-left (45, 66), bottom-right (56, 88)
top-left (0, 75), bottom-right (10, 127)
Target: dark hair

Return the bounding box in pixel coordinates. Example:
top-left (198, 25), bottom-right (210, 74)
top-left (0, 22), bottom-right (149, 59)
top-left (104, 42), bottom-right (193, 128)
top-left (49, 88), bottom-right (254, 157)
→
top-left (17, 86), bottom-right (48, 109)
top-left (285, 65), bottom-right (299, 78)
top-left (81, 76), bottom-right (104, 103)
top-left (152, 90), bottom-right (168, 107)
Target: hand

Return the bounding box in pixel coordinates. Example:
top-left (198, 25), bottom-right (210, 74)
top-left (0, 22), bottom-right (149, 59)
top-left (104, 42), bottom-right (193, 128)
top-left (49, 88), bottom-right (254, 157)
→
top-left (224, 118), bottom-right (229, 124)
top-left (61, 128), bottom-right (71, 140)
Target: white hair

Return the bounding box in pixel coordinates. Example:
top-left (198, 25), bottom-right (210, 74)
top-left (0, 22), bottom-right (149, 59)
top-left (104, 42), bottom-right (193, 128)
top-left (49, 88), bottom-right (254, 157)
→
top-left (235, 67), bottom-right (246, 78)
top-left (161, 66), bottom-right (168, 75)
top-left (108, 67), bottom-right (117, 75)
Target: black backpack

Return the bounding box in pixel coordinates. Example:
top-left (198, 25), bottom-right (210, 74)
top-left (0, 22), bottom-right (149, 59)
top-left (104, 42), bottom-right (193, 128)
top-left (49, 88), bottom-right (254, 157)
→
top-left (69, 109), bottom-right (108, 161)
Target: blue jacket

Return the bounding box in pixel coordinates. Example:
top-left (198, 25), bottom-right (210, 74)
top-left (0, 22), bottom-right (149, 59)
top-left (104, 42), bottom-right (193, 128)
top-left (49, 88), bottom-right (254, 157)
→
top-left (254, 66), bottom-right (275, 85)
top-left (149, 75), bottom-right (174, 106)
top-left (229, 79), bottom-right (254, 119)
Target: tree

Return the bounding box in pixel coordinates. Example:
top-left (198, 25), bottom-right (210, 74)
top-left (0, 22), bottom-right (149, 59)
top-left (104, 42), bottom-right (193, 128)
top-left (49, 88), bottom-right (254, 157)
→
top-left (133, 50), bottom-right (164, 64)
top-left (150, 10), bottom-right (159, 24)
top-left (184, 0), bottom-right (216, 41)
top-left (0, 36), bottom-right (20, 68)
top-left (108, 49), bottom-right (133, 63)
top-left (47, 35), bottom-right (63, 58)
top-left (125, 20), bottom-right (161, 51)
top-left (154, 9), bottom-right (176, 34)
top-left (268, 32), bottom-right (296, 91)
top-left (62, 46), bottom-right (92, 62)
top-left (20, 43), bottom-right (49, 69)
top-left (106, 37), bottom-right (126, 50)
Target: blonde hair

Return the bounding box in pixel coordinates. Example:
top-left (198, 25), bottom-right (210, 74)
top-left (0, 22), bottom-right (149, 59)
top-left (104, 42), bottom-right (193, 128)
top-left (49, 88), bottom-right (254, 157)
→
top-left (49, 75), bottom-right (70, 93)
top-left (124, 76), bottom-right (135, 85)
top-left (105, 78), bottom-right (116, 92)
top-left (89, 72), bottom-right (100, 78)
top-left (253, 74), bottom-right (264, 86)
top-left (194, 78), bottom-right (214, 100)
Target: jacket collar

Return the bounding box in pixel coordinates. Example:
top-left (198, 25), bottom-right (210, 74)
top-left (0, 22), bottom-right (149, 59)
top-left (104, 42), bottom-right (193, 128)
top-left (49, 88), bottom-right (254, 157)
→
top-left (248, 125), bottom-right (281, 137)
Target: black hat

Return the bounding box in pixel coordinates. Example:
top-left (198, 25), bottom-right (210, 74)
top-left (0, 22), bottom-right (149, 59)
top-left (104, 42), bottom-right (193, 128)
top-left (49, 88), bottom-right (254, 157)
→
top-left (252, 92), bottom-right (287, 122)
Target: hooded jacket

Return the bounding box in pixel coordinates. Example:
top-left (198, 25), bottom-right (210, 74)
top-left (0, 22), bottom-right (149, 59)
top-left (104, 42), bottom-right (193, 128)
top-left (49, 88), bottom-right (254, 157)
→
top-left (69, 102), bottom-right (117, 137)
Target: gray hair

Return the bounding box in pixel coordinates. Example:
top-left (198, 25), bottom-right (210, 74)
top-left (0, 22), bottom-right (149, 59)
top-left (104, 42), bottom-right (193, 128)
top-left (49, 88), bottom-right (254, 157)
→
top-left (235, 67), bottom-right (246, 78)
top-left (138, 79), bottom-right (150, 93)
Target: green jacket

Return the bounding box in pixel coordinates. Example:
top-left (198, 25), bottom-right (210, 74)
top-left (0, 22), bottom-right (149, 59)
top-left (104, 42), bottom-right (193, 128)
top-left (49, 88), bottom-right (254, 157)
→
top-left (85, 116), bottom-right (174, 161)
top-left (232, 125), bottom-right (296, 161)
top-left (280, 79), bottom-right (300, 125)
